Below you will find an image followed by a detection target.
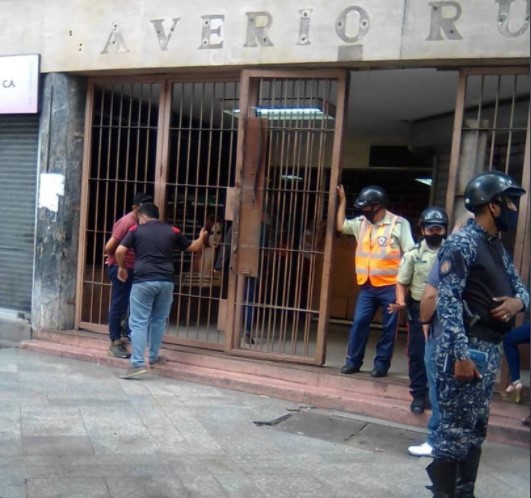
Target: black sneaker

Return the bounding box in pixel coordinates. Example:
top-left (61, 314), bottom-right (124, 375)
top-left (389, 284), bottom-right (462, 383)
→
top-left (108, 340), bottom-right (130, 359)
top-left (341, 364), bottom-right (361, 374)
top-left (410, 397), bottom-right (426, 414)
top-left (370, 368), bottom-right (388, 378)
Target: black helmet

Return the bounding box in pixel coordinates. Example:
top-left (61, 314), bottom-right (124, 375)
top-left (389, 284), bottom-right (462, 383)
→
top-left (419, 207), bottom-right (448, 228)
top-left (354, 186), bottom-right (389, 209)
top-left (464, 171), bottom-right (525, 212)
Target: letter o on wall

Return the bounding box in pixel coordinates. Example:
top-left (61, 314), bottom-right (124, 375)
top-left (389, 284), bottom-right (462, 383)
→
top-left (336, 6), bottom-right (370, 43)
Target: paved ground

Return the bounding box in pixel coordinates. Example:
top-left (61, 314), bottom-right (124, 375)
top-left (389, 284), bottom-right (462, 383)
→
top-left (0, 347), bottom-right (528, 498)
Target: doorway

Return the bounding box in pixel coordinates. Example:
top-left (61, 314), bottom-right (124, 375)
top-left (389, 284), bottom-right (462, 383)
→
top-left (76, 71), bottom-right (347, 365)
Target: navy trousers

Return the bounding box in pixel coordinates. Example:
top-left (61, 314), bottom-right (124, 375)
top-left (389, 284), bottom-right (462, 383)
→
top-left (345, 283), bottom-right (398, 372)
top-left (407, 297), bottom-right (428, 399)
top-left (107, 265), bottom-right (134, 342)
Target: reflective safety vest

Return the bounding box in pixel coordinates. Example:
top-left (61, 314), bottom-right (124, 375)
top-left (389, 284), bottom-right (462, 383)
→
top-left (355, 215), bottom-right (402, 287)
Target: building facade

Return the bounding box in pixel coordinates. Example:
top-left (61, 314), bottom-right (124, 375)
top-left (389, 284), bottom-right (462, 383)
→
top-left (0, 1), bottom-right (529, 369)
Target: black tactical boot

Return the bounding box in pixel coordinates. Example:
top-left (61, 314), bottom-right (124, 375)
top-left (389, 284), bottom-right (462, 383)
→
top-left (426, 458), bottom-right (458, 497)
top-left (456, 446), bottom-right (481, 498)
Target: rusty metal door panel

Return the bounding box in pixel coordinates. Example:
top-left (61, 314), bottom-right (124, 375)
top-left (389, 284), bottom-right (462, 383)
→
top-left (236, 117), bottom-right (267, 277)
top-left (227, 70), bottom-right (348, 365)
top-left (77, 80), bottom-right (161, 332)
top-left (162, 80), bottom-right (240, 349)
top-left (77, 77), bottom-right (241, 351)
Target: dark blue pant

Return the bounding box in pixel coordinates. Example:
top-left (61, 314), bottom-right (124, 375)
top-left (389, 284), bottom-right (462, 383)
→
top-left (503, 322), bottom-right (530, 382)
top-left (243, 277), bottom-right (257, 334)
top-left (407, 298), bottom-right (428, 398)
top-left (345, 283), bottom-right (398, 372)
top-left (107, 265), bottom-right (134, 342)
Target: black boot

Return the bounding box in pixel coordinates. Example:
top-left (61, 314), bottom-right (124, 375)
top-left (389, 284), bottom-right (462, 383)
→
top-left (456, 446), bottom-right (481, 498)
top-left (426, 458), bottom-right (458, 497)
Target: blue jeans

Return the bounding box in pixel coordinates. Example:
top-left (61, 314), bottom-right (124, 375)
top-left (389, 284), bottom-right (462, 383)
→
top-left (424, 337), bottom-right (440, 446)
top-left (503, 322), bottom-right (530, 382)
top-left (128, 281), bottom-right (174, 368)
top-left (243, 277), bottom-right (257, 334)
top-left (345, 283), bottom-right (398, 372)
top-left (107, 265), bottom-right (134, 341)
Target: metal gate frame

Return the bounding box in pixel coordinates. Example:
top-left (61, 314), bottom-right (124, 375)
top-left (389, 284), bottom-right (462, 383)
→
top-left (76, 70), bottom-right (348, 366)
top-left (445, 66), bottom-right (530, 281)
top-left (225, 69), bottom-right (348, 365)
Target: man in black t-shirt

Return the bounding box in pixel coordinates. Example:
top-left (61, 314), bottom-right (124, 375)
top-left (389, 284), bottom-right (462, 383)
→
top-left (115, 203), bottom-right (208, 379)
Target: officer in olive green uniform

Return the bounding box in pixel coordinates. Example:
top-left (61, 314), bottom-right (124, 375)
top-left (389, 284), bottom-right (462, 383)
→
top-left (390, 207), bottom-right (448, 414)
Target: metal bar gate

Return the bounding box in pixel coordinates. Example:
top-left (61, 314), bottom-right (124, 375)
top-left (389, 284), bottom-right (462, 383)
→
top-left (76, 70), bottom-right (347, 365)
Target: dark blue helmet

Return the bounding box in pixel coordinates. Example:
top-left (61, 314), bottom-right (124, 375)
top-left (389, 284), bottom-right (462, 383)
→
top-left (419, 207), bottom-right (449, 228)
top-left (464, 171), bottom-right (525, 212)
top-left (354, 186), bottom-right (388, 209)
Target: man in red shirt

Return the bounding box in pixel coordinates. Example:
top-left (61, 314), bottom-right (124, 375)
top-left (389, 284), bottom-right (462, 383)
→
top-left (104, 192), bottom-right (152, 358)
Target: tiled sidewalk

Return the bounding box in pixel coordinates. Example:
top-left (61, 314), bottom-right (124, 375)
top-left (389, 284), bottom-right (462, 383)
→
top-left (0, 348), bottom-right (528, 498)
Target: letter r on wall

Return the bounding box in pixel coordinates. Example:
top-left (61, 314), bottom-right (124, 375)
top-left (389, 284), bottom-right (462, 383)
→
top-left (427, 1), bottom-right (463, 41)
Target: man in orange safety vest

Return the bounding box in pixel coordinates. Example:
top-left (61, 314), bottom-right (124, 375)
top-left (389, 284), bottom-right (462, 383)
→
top-left (336, 185), bottom-right (415, 377)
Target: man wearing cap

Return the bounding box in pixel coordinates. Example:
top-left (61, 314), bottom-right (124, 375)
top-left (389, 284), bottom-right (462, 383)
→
top-left (426, 171), bottom-right (528, 497)
top-left (104, 192), bottom-right (153, 358)
top-left (336, 185), bottom-right (415, 378)
top-left (389, 207), bottom-right (449, 415)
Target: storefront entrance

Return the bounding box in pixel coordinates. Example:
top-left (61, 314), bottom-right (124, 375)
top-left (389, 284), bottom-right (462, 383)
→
top-left (76, 66), bottom-right (529, 372)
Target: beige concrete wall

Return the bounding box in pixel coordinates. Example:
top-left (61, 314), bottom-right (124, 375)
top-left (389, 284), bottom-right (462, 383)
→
top-left (1, 0), bottom-right (529, 73)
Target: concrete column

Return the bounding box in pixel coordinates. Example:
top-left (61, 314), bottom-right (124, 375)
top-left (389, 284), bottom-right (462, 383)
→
top-left (32, 73), bottom-right (87, 331)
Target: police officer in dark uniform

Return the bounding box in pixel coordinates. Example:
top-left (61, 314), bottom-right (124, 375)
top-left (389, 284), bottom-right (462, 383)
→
top-left (426, 171), bottom-right (529, 498)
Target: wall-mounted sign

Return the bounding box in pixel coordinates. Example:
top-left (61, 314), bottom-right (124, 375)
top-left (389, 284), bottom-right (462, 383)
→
top-left (1, 2), bottom-right (529, 72)
top-left (0, 55), bottom-right (39, 114)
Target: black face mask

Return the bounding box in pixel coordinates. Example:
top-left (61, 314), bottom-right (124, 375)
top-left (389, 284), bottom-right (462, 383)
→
top-left (364, 206), bottom-right (381, 224)
top-left (424, 234), bottom-right (445, 248)
top-left (490, 199), bottom-right (519, 232)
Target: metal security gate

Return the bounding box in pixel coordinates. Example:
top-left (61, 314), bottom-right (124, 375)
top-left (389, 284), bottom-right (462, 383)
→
top-left (77, 80), bottom-right (160, 332)
top-left (77, 71), bottom-right (347, 364)
top-left (0, 115), bottom-right (39, 314)
top-left (160, 78), bottom-right (240, 349)
top-left (77, 76), bottom-right (243, 348)
top-left (226, 70), bottom-right (347, 364)
top-left (446, 68), bottom-right (530, 281)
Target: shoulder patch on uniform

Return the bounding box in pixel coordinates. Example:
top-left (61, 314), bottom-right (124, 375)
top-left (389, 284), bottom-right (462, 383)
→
top-left (172, 226), bottom-right (181, 234)
top-left (439, 259), bottom-right (452, 275)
